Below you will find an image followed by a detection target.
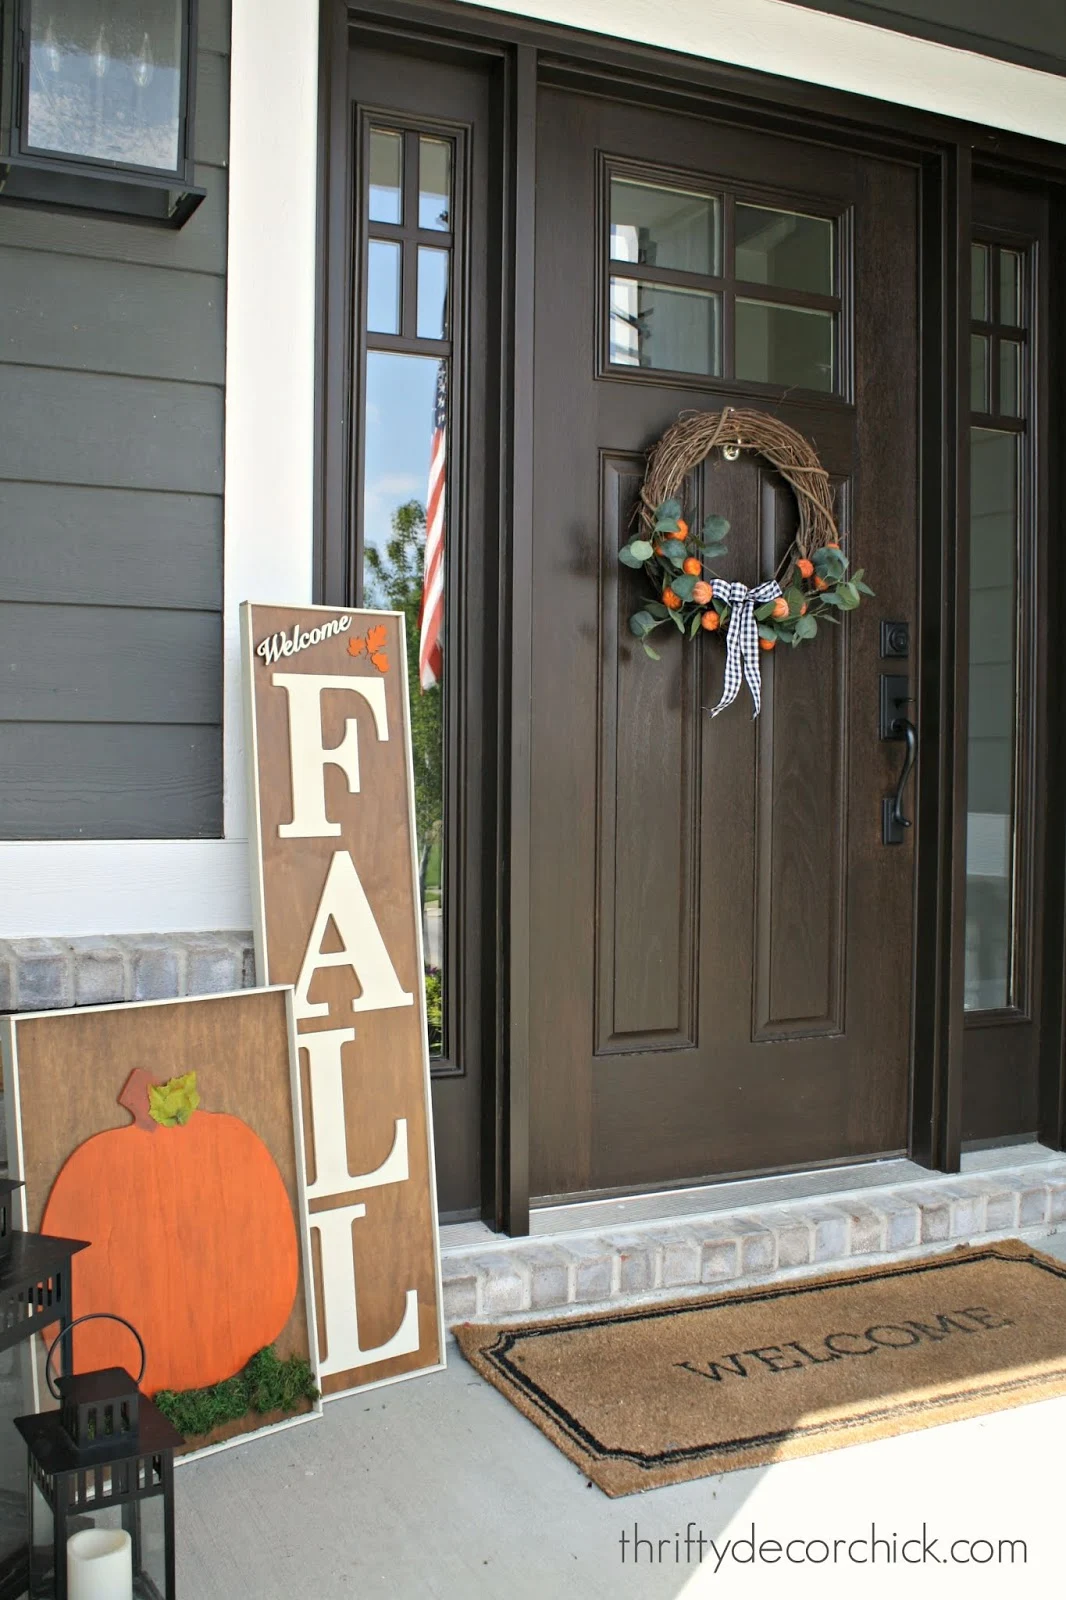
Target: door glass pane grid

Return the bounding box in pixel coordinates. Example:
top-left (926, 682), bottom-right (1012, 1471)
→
top-left (607, 167), bottom-right (841, 393)
top-left (965, 235), bottom-right (1032, 1015)
top-left (970, 235), bottom-right (1028, 422)
top-left (362, 121), bottom-right (457, 1061)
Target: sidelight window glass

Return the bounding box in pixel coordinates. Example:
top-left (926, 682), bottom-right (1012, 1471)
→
top-left (965, 234), bottom-right (1030, 1014)
top-left (361, 124), bottom-right (455, 1058)
top-left (965, 429), bottom-right (1018, 1012)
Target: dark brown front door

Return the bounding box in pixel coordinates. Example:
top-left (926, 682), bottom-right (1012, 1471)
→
top-left (528, 86), bottom-right (921, 1201)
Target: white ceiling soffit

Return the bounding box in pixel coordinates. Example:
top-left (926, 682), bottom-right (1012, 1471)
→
top-left (461, 0), bottom-right (1066, 145)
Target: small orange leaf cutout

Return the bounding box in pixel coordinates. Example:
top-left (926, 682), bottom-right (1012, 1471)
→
top-left (347, 637), bottom-right (366, 656)
top-left (366, 623), bottom-right (387, 654)
top-left (370, 651), bottom-right (389, 674)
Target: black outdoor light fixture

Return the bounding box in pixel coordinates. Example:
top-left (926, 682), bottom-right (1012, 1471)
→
top-left (17, 1314), bottom-right (181, 1600)
top-left (0, 0), bottom-right (203, 226)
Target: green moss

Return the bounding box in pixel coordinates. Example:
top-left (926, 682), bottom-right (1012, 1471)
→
top-left (154, 1347), bottom-right (319, 1440)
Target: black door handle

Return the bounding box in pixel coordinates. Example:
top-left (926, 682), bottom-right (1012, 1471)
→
top-left (884, 717), bottom-right (917, 844)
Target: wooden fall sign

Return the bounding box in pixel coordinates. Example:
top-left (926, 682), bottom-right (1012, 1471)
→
top-left (241, 604), bottom-right (444, 1397)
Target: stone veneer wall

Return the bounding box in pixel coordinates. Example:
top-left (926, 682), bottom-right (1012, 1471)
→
top-left (0, 933), bottom-right (257, 1012)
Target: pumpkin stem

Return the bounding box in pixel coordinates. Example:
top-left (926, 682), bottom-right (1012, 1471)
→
top-left (119, 1069), bottom-right (157, 1133)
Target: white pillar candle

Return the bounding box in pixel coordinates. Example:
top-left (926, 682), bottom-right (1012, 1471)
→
top-left (67, 1528), bottom-right (133, 1600)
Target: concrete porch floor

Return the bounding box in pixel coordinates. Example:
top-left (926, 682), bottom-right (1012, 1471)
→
top-left (175, 1202), bottom-right (1066, 1598)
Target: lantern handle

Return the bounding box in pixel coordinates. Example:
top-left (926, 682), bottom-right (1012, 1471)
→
top-left (44, 1313), bottom-right (147, 1399)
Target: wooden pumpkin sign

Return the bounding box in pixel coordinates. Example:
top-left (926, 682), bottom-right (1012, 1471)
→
top-left (1, 986), bottom-right (321, 1456)
top-left (41, 1067), bottom-right (299, 1396)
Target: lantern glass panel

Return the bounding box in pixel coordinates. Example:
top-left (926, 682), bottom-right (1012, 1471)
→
top-left (28, 1476), bottom-right (168, 1599)
top-left (25, 0), bottom-right (185, 174)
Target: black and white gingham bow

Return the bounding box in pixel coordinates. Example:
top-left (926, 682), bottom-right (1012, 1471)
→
top-left (708, 578), bottom-right (784, 718)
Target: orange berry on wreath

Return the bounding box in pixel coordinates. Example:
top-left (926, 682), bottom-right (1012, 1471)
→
top-left (700, 609), bottom-right (720, 632)
top-left (796, 558), bottom-right (814, 580)
top-left (676, 519), bottom-right (689, 537)
top-left (692, 580), bottom-right (712, 604)
top-left (771, 597), bottom-right (789, 620)
top-left (826, 540), bottom-right (840, 549)
top-left (814, 575), bottom-right (829, 591)
top-left (663, 587), bottom-right (682, 610)
top-left (682, 557), bottom-right (702, 576)
top-left (759, 637), bottom-right (776, 651)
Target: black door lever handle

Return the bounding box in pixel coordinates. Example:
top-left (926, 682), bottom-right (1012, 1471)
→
top-left (883, 717), bottom-right (917, 843)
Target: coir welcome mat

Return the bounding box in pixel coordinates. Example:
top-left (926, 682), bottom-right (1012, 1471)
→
top-left (454, 1240), bottom-right (1066, 1496)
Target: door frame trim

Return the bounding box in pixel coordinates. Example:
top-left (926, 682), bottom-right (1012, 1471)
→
top-left (318, 0), bottom-right (1066, 1234)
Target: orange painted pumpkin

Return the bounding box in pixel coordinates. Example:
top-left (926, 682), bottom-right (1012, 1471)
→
top-left (42, 1068), bottom-right (298, 1396)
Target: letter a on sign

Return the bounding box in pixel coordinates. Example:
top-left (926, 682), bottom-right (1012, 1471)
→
top-left (241, 604), bottom-right (444, 1398)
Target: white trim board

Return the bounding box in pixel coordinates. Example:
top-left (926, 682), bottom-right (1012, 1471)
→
top-left (462, 0), bottom-right (1066, 141)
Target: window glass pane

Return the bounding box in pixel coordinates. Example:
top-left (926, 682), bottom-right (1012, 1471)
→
top-left (367, 239), bottom-right (401, 334)
top-left (609, 279), bottom-right (721, 374)
top-left (970, 334), bottom-right (989, 413)
top-left (999, 249), bottom-right (1022, 326)
top-left (419, 137), bottom-right (451, 231)
top-left (362, 352), bottom-right (447, 1052)
top-left (735, 299), bottom-right (834, 391)
top-left (610, 180), bottom-right (720, 276)
top-left (999, 340), bottom-right (1022, 418)
top-left (417, 248), bottom-right (449, 340)
top-left (26, 0), bottom-right (183, 171)
top-left (369, 129), bottom-right (402, 223)
top-left (735, 205), bottom-right (834, 296)
top-left (965, 428), bottom-right (1019, 1012)
top-left (971, 243), bottom-right (989, 321)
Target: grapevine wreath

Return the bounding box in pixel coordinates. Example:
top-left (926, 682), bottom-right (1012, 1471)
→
top-left (619, 406), bottom-right (873, 717)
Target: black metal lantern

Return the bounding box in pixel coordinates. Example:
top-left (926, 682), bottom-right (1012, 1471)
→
top-left (0, 1214), bottom-right (87, 1600)
top-left (16, 1315), bottom-right (181, 1600)
top-left (0, 0), bottom-right (203, 225)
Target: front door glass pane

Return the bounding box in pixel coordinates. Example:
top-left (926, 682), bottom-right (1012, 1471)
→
top-left (735, 204), bottom-right (834, 295)
top-left (735, 299), bottom-right (834, 390)
top-left (965, 427), bottom-right (1019, 1012)
top-left (362, 350), bottom-right (447, 1052)
top-left (26, 0), bottom-right (183, 171)
top-left (610, 180), bottom-right (720, 276)
top-left (609, 279), bottom-right (721, 374)
top-left (999, 249), bottom-right (1022, 326)
top-left (971, 244), bottom-right (989, 320)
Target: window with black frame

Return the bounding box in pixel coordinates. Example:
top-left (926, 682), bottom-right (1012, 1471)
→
top-left (358, 122), bottom-right (456, 1059)
top-left (607, 168), bottom-right (843, 395)
top-left (965, 238), bottom-right (1031, 1012)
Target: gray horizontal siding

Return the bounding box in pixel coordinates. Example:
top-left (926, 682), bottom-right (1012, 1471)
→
top-left (0, 367), bottom-right (224, 494)
top-left (0, 603), bottom-right (220, 724)
top-left (0, 724), bottom-right (222, 839)
top-left (0, 167), bottom-right (228, 277)
top-left (0, 0), bottom-right (229, 843)
top-left (0, 483), bottom-right (221, 611)
top-left (0, 251), bottom-right (225, 383)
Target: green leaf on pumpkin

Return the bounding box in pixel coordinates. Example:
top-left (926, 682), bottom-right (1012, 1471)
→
top-left (671, 573), bottom-right (697, 601)
top-left (149, 1071), bottom-right (201, 1129)
top-left (754, 602), bottom-right (777, 621)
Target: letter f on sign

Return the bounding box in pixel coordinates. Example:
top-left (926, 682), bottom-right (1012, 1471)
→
top-left (273, 673), bottom-right (389, 838)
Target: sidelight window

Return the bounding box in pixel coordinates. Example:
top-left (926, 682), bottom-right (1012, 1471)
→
top-left (606, 169), bottom-right (842, 394)
top-left (964, 240), bottom-right (1032, 1013)
top-left (358, 120), bottom-right (457, 1059)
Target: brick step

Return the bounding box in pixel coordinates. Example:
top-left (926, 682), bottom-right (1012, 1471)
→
top-left (440, 1156), bottom-right (1066, 1325)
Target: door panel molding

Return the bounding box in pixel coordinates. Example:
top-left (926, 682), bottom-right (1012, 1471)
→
top-left (594, 453), bottom-right (702, 1056)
